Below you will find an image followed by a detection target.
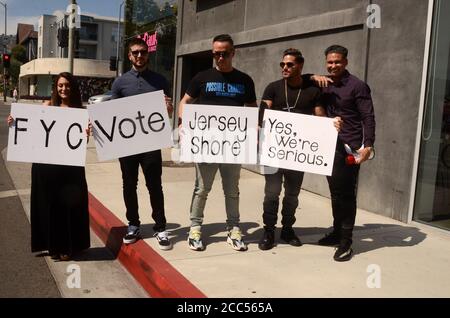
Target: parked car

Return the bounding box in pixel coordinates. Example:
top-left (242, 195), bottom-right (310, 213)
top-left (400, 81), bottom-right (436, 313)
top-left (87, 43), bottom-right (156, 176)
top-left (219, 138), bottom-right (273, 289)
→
top-left (88, 91), bottom-right (113, 104)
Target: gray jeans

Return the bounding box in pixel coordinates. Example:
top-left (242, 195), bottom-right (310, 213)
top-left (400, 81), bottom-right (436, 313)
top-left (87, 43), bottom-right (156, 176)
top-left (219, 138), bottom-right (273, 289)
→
top-left (190, 163), bottom-right (241, 229)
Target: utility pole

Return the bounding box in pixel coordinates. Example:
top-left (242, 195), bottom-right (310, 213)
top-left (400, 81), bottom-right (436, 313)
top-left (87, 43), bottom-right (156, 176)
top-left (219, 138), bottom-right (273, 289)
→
top-left (0, 1), bottom-right (7, 102)
top-left (116, 1), bottom-right (125, 77)
top-left (68, 0), bottom-right (77, 74)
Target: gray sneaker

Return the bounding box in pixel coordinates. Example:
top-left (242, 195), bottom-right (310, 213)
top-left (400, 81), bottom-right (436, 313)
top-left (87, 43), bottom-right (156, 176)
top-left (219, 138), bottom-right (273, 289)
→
top-left (188, 227), bottom-right (205, 251)
top-left (123, 225), bottom-right (140, 244)
top-left (227, 227), bottom-right (248, 251)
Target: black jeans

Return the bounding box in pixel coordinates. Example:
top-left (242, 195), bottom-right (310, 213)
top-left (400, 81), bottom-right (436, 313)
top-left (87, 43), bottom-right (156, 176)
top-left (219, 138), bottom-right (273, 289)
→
top-left (119, 150), bottom-right (166, 232)
top-left (326, 141), bottom-right (360, 244)
top-left (263, 168), bottom-right (305, 230)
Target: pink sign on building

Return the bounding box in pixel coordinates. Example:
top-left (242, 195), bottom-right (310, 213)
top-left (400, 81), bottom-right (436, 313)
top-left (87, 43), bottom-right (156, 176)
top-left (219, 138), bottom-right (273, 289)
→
top-left (137, 32), bottom-right (158, 52)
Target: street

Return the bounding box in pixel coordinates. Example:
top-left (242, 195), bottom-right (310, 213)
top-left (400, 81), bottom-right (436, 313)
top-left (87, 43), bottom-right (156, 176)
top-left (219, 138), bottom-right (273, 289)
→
top-left (0, 101), bottom-right (60, 297)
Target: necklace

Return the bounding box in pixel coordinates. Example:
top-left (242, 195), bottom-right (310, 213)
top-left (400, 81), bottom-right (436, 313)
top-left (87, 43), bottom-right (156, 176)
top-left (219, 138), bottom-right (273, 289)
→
top-left (284, 79), bottom-right (301, 112)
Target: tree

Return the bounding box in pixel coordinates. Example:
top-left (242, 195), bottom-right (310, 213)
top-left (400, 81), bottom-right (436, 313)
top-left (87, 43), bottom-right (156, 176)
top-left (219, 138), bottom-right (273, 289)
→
top-left (9, 58), bottom-right (22, 88)
top-left (132, 0), bottom-right (162, 26)
top-left (11, 45), bottom-right (27, 64)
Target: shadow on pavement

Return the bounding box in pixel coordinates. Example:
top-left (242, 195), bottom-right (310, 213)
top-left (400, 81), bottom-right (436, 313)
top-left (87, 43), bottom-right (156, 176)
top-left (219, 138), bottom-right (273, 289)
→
top-left (298, 223), bottom-right (427, 256)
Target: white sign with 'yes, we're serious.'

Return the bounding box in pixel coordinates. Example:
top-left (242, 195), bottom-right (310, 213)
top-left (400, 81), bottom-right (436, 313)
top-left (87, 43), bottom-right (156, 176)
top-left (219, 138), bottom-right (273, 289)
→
top-left (259, 109), bottom-right (338, 176)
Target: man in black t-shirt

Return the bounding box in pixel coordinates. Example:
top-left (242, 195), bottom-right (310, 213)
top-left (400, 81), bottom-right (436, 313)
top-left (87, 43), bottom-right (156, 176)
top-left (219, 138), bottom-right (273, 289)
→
top-left (178, 34), bottom-right (257, 252)
top-left (258, 49), bottom-right (328, 251)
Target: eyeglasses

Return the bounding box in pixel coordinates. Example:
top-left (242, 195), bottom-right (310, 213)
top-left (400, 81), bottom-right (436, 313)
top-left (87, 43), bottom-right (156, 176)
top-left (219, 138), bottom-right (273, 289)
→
top-left (280, 62), bottom-right (296, 68)
top-left (131, 49), bottom-right (148, 57)
top-left (212, 51), bottom-right (232, 59)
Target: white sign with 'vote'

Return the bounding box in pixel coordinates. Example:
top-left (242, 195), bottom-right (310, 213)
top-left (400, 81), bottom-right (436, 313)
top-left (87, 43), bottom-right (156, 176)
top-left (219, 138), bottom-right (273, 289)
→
top-left (88, 90), bottom-right (173, 161)
top-left (180, 104), bottom-right (259, 164)
top-left (7, 103), bottom-right (89, 167)
top-left (259, 109), bottom-right (338, 176)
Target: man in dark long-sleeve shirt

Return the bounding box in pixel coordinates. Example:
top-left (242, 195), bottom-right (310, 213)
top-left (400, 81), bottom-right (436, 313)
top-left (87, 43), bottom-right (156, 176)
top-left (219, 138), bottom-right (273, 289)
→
top-left (317, 45), bottom-right (376, 262)
top-left (111, 37), bottom-right (173, 250)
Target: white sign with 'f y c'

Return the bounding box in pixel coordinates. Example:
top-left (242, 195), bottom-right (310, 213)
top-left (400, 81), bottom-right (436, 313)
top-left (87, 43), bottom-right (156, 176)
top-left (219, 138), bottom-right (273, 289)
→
top-left (87, 90), bottom-right (173, 161)
top-left (7, 103), bottom-right (89, 167)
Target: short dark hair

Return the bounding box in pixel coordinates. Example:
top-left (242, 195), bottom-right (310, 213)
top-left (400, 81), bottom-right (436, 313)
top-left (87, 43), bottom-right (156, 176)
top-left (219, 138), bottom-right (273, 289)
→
top-left (283, 48), bottom-right (304, 64)
top-left (128, 37), bottom-right (149, 51)
top-left (324, 45), bottom-right (348, 58)
top-left (213, 34), bottom-right (234, 47)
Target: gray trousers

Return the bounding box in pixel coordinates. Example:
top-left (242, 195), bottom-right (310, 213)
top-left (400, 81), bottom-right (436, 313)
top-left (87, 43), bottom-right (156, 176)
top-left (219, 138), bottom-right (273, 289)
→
top-left (189, 163), bottom-right (241, 230)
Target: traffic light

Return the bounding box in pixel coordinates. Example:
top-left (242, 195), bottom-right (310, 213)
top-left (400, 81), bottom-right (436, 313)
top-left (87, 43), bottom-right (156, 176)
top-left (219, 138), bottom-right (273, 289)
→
top-left (3, 53), bottom-right (10, 68)
top-left (58, 28), bottom-right (69, 48)
top-left (109, 56), bottom-right (117, 71)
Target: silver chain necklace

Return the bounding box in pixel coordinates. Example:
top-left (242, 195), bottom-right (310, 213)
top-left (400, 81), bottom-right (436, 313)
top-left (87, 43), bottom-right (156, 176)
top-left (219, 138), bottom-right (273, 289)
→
top-left (283, 79), bottom-right (301, 112)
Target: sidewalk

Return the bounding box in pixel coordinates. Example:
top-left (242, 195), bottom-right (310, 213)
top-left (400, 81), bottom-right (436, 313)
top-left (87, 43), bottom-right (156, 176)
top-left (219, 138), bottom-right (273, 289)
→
top-left (83, 144), bottom-right (450, 298)
top-left (2, 148), bottom-right (148, 298)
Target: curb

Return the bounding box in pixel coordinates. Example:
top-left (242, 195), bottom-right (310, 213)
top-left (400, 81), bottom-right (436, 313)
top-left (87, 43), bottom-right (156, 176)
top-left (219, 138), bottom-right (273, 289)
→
top-left (88, 193), bottom-right (206, 298)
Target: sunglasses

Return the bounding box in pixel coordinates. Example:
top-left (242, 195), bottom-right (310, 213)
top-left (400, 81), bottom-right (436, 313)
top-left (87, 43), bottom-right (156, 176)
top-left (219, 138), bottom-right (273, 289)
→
top-left (280, 62), bottom-right (296, 68)
top-left (131, 49), bottom-right (148, 57)
top-left (212, 51), bottom-right (232, 59)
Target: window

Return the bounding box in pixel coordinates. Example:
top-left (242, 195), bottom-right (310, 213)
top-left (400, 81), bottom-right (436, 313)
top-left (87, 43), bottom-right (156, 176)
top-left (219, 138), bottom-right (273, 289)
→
top-left (196, 0), bottom-right (234, 12)
top-left (414, 0), bottom-right (450, 230)
top-left (79, 23), bottom-right (98, 41)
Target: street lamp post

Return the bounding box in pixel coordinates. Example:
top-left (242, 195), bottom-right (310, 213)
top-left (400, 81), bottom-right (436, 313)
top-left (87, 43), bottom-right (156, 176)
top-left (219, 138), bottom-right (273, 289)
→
top-left (0, 1), bottom-right (7, 102)
top-left (116, 1), bottom-right (125, 77)
top-left (68, 0), bottom-right (77, 74)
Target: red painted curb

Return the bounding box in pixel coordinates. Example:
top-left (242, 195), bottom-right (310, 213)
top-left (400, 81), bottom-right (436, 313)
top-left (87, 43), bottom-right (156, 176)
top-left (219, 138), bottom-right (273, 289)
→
top-left (88, 192), bottom-right (206, 298)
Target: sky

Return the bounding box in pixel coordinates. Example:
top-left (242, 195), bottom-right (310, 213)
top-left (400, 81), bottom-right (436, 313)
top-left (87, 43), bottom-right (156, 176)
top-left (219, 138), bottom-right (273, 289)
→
top-left (0, 0), bottom-right (126, 35)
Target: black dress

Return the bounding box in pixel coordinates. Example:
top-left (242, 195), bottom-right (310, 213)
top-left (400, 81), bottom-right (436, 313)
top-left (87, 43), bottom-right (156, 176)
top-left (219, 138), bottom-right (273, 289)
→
top-left (30, 163), bottom-right (90, 255)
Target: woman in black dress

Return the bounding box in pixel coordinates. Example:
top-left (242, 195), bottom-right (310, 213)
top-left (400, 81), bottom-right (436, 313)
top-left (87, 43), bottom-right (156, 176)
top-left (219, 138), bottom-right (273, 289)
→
top-left (8, 72), bottom-right (90, 261)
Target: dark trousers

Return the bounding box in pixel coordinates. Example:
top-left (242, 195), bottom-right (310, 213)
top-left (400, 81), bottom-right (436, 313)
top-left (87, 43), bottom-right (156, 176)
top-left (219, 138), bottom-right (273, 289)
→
top-left (263, 169), bottom-right (305, 230)
top-left (326, 141), bottom-right (360, 244)
top-left (119, 150), bottom-right (166, 232)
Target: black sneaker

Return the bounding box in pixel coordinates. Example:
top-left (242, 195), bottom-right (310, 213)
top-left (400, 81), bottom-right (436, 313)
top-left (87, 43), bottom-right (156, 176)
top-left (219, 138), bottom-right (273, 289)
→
top-left (123, 226), bottom-right (140, 244)
top-left (333, 241), bottom-right (353, 262)
top-left (318, 231), bottom-right (340, 246)
top-left (280, 227), bottom-right (302, 246)
top-left (258, 229), bottom-right (275, 251)
top-left (154, 231), bottom-right (173, 250)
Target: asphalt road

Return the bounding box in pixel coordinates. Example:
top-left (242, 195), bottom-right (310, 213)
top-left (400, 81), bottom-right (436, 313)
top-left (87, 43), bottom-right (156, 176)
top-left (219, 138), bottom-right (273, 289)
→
top-left (0, 101), bottom-right (60, 297)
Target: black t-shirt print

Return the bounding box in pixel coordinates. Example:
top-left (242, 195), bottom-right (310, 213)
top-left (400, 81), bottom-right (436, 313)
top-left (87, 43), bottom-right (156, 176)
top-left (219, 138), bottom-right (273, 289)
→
top-left (186, 68), bottom-right (257, 107)
top-left (261, 79), bottom-right (323, 115)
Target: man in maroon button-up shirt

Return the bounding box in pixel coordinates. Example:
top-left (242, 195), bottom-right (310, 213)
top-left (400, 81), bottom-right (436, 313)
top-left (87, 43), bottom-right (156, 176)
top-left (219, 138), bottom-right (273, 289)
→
top-left (317, 45), bottom-right (376, 262)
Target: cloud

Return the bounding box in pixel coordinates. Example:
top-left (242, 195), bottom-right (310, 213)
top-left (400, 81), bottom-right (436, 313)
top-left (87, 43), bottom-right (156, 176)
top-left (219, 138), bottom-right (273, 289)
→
top-left (7, 15), bottom-right (40, 35)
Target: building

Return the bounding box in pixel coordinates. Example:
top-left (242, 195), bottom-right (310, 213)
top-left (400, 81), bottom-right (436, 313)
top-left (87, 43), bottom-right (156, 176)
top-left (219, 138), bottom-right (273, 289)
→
top-left (19, 10), bottom-right (123, 101)
top-left (173, 0), bottom-right (450, 231)
top-left (16, 23), bottom-right (38, 61)
top-left (122, 0), bottom-right (177, 87)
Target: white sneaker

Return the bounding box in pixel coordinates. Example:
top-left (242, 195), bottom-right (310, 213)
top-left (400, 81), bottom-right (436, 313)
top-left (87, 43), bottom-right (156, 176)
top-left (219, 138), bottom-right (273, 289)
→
top-left (154, 231), bottom-right (172, 250)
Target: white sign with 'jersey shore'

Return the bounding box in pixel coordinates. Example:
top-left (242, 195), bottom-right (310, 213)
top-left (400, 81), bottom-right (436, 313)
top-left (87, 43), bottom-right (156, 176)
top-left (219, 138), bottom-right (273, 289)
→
top-left (88, 90), bottom-right (173, 161)
top-left (7, 103), bottom-right (89, 167)
top-left (180, 104), bottom-right (258, 164)
top-left (259, 109), bottom-right (338, 176)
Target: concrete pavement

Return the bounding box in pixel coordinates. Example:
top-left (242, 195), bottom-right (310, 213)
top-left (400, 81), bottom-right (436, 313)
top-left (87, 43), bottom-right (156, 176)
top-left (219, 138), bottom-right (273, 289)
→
top-left (3, 117), bottom-right (450, 297)
top-left (2, 149), bottom-right (148, 298)
top-left (84, 144), bottom-right (450, 297)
